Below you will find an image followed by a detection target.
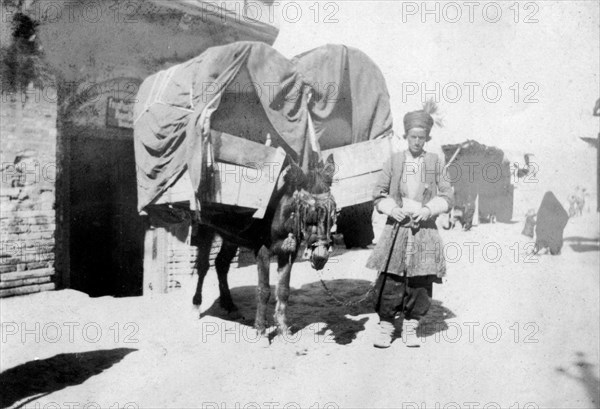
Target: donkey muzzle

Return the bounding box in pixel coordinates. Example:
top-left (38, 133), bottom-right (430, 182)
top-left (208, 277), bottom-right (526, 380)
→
top-left (303, 239), bottom-right (331, 271)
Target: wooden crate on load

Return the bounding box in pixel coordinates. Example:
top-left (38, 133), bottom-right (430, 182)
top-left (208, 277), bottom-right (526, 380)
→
top-left (154, 130), bottom-right (286, 219)
top-left (323, 137), bottom-right (392, 209)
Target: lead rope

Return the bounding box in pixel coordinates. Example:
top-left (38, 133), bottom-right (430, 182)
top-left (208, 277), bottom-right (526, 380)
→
top-left (317, 221), bottom-right (401, 308)
top-left (316, 269), bottom-right (378, 307)
top-left (293, 190), bottom-right (378, 307)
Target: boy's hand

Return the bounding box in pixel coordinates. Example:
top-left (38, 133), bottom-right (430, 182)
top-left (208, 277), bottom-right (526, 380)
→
top-left (413, 206), bottom-right (432, 223)
top-left (391, 207), bottom-right (408, 223)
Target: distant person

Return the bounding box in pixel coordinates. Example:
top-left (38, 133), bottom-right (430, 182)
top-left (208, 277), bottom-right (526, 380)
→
top-left (581, 187), bottom-right (589, 213)
top-left (463, 205), bottom-right (475, 230)
top-left (522, 208), bottom-right (537, 238)
top-left (535, 191), bottom-right (569, 255)
top-left (366, 107), bottom-right (453, 348)
top-left (568, 187), bottom-right (585, 217)
top-left (443, 206), bottom-right (464, 230)
top-left (444, 198), bottom-right (475, 231)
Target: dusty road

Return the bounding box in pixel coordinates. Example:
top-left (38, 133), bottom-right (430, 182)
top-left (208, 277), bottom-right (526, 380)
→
top-left (1, 212), bottom-right (599, 409)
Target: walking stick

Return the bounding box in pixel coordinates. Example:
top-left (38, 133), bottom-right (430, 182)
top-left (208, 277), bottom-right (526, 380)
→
top-left (374, 221), bottom-right (401, 313)
top-left (400, 225), bottom-right (416, 318)
top-left (402, 226), bottom-right (422, 347)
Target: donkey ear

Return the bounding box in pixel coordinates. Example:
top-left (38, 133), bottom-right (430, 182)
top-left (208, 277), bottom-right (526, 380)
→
top-left (323, 153), bottom-right (336, 177)
top-left (325, 153), bottom-right (334, 166)
top-left (308, 150), bottom-right (320, 168)
top-left (284, 163), bottom-right (306, 190)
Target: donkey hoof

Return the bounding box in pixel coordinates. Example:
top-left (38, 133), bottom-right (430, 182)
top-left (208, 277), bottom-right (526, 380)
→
top-left (192, 294), bottom-right (202, 306)
top-left (281, 331), bottom-right (296, 343)
top-left (259, 336), bottom-right (271, 348)
top-left (254, 329), bottom-right (271, 348)
top-left (277, 327), bottom-right (294, 341)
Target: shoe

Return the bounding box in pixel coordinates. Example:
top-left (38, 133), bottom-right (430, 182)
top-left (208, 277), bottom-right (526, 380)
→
top-left (373, 321), bottom-right (395, 348)
top-left (401, 318), bottom-right (423, 348)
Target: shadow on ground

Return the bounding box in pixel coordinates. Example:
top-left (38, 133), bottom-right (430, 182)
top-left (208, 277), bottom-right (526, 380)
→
top-left (416, 300), bottom-right (457, 338)
top-left (556, 351), bottom-right (600, 408)
top-left (202, 279), bottom-right (455, 345)
top-left (564, 236), bottom-right (600, 242)
top-left (564, 236), bottom-right (600, 253)
top-left (0, 348), bottom-right (137, 409)
top-left (202, 279), bottom-right (374, 345)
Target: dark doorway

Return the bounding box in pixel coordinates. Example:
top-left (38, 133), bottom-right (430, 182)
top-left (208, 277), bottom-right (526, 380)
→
top-left (67, 124), bottom-right (144, 297)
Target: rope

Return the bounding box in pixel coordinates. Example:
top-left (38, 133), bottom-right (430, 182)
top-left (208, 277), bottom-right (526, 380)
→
top-left (316, 269), bottom-right (377, 307)
top-left (318, 222), bottom-right (401, 308)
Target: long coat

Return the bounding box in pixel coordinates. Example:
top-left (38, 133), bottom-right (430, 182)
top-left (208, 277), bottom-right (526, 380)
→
top-left (366, 150), bottom-right (454, 279)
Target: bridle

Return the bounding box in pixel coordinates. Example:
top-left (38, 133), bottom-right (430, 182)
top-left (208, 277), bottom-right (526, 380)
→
top-left (292, 190), bottom-right (337, 249)
top-left (275, 151), bottom-right (337, 269)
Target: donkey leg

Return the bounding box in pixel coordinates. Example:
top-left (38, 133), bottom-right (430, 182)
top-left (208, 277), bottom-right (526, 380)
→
top-left (254, 245), bottom-right (271, 336)
top-left (215, 240), bottom-right (239, 313)
top-left (274, 253), bottom-right (293, 336)
top-left (193, 226), bottom-right (214, 306)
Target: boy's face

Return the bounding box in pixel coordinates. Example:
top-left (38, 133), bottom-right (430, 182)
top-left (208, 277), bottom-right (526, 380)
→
top-left (405, 127), bottom-right (428, 155)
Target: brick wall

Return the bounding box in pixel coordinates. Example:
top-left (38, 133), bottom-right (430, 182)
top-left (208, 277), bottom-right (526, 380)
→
top-left (165, 235), bottom-right (255, 292)
top-left (0, 89), bottom-right (57, 297)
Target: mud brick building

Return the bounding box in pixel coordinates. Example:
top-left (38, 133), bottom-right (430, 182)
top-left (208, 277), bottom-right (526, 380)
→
top-left (1, 90), bottom-right (57, 296)
top-left (0, 0), bottom-right (278, 298)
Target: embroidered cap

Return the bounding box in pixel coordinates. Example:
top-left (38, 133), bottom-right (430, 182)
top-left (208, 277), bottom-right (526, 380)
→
top-left (403, 110), bottom-right (434, 136)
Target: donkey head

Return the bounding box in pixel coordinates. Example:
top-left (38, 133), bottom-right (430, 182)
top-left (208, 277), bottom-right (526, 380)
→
top-left (284, 153), bottom-right (337, 270)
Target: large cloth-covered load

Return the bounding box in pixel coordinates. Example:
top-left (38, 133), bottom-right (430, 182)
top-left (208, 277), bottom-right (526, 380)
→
top-left (133, 41), bottom-right (312, 213)
top-left (442, 140), bottom-right (514, 223)
top-left (293, 44), bottom-right (393, 150)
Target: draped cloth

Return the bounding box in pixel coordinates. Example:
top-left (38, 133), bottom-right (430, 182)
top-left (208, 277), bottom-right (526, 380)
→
top-left (133, 41), bottom-right (312, 213)
top-left (292, 44), bottom-right (393, 150)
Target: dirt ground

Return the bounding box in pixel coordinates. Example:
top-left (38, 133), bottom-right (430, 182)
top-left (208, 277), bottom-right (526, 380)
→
top-left (1, 211), bottom-right (599, 409)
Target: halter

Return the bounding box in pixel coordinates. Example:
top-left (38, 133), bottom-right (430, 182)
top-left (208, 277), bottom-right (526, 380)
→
top-left (292, 190), bottom-right (337, 248)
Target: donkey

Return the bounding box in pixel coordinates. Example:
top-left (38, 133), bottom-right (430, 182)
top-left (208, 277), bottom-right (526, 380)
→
top-left (192, 154), bottom-right (337, 338)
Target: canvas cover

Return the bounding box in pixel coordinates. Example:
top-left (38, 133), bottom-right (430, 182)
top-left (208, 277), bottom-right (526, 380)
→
top-left (293, 44), bottom-right (393, 150)
top-left (442, 140), bottom-right (513, 223)
top-left (133, 41), bottom-right (312, 212)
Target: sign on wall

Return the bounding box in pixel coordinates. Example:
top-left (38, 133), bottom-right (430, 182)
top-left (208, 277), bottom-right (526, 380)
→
top-left (106, 97), bottom-right (134, 129)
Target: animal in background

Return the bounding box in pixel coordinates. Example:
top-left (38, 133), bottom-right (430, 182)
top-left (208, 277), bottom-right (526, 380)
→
top-left (443, 204), bottom-right (474, 231)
